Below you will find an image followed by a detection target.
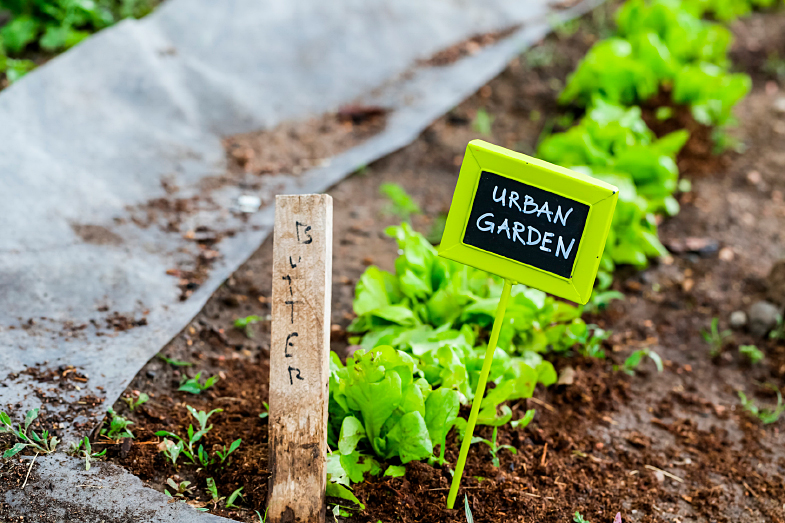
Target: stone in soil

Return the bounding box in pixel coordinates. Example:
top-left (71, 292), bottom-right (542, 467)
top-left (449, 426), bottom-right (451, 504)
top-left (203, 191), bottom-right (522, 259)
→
top-left (748, 300), bottom-right (782, 337)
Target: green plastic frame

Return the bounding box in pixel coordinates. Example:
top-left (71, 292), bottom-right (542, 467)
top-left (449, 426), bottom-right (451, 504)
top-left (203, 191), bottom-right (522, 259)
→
top-left (438, 140), bottom-right (618, 304)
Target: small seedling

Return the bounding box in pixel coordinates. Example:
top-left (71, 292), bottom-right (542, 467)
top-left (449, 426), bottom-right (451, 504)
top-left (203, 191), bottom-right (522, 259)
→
top-left (738, 387), bottom-right (785, 425)
top-left (178, 372), bottom-right (219, 394)
top-left (156, 406), bottom-right (222, 466)
top-left (226, 487), bottom-right (244, 508)
top-left (711, 128), bottom-right (745, 154)
top-left (234, 315), bottom-right (262, 338)
top-left (472, 108), bottom-right (494, 136)
top-left (165, 478), bottom-right (194, 498)
top-left (259, 402), bottom-right (269, 419)
top-left (585, 289), bottom-right (624, 314)
top-left (523, 43), bottom-right (557, 69)
top-left (702, 318), bottom-right (731, 357)
top-left (464, 494), bottom-right (474, 523)
top-left (159, 438), bottom-right (184, 467)
top-left (255, 509), bottom-right (269, 523)
top-left (549, 14), bottom-right (580, 39)
top-left (332, 505), bottom-right (354, 519)
top-left (101, 408), bottom-right (134, 440)
top-left (739, 345), bottom-right (764, 365)
top-left (206, 477), bottom-right (225, 508)
top-left (574, 512), bottom-right (590, 523)
top-left (577, 326), bottom-right (611, 359)
top-left (0, 408), bottom-right (60, 458)
top-left (122, 392), bottom-right (150, 412)
top-left (764, 51), bottom-right (785, 81)
top-left (471, 427), bottom-right (517, 468)
top-left (380, 183), bottom-right (421, 222)
top-left (157, 353), bottom-right (193, 367)
top-left (69, 437), bottom-right (107, 471)
top-left (770, 318), bottom-right (785, 340)
top-left (216, 438), bottom-right (242, 464)
top-left (620, 349), bottom-right (664, 376)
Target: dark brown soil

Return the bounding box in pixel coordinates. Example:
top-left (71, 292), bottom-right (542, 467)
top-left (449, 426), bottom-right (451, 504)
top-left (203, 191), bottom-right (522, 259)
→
top-left (62, 4), bottom-right (785, 523)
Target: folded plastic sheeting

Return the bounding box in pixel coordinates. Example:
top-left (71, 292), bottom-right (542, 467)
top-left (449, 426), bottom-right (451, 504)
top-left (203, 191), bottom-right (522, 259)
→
top-left (0, 0), bottom-right (600, 519)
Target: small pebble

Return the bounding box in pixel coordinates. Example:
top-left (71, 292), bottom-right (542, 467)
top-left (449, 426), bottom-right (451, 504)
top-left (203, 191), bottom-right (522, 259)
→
top-left (718, 247), bottom-right (734, 261)
top-left (729, 310), bottom-right (747, 329)
top-left (146, 370), bottom-right (156, 379)
top-left (775, 97), bottom-right (785, 114)
top-left (748, 301), bottom-right (782, 337)
top-left (237, 194), bottom-right (261, 213)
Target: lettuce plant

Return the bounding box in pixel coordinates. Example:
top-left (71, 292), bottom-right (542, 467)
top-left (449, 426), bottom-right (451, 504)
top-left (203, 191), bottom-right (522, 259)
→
top-left (327, 225), bottom-right (617, 480)
top-left (329, 346), bottom-right (460, 473)
top-left (559, 38), bottom-right (660, 107)
top-left (672, 63), bottom-right (751, 126)
top-left (616, 0), bottom-right (733, 67)
top-left (560, 0), bottom-right (751, 132)
top-left (537, 99), bottom-right (685, 275)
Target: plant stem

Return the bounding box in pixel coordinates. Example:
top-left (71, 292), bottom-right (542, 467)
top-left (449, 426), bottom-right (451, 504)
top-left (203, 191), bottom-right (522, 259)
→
top-left (22, 453), bottom-right (38, 490)
top-left (446, 279), bottom-right (514, 509)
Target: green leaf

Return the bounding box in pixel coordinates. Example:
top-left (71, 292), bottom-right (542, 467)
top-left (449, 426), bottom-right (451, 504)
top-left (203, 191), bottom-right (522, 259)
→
top-left (423, 388), bottom-right (459, 447)
top-left (1, 17), bottom-right (40, 54)
top-left (338, 416), bottom-right (366, 456)
top-left (234, 315), bottom-right (262, 328)
top-left (384, 464), bottom-right (406, 478)
top-left (40, 25), bottom-right (69, 51)
top-left (340, 451), bottom-right (381, 483)
top-left (739, 345), bottom-right (764, 365)
top-left (536, 361), bottom-right (558, 386)
top-left (477, 404), bottom-right (513, 427)
top-left (511, 409), bottom-right (536, 429)
top-left (353, 266), bottom-right (400, 316)
top-left (3, 443), bottom-right (27, 459)
top-left (226, 487), bottom-right (244, 508)
top-left (380, 183), bottom-right (421, 221)
top-left (465, 495), bottom-right (475, 523)
top-left (24, 409), bottom-right (39, 432)
top-left (384, 411), bottom-right (433, 463)
top-left (325, 481), bottom-right (365, 510)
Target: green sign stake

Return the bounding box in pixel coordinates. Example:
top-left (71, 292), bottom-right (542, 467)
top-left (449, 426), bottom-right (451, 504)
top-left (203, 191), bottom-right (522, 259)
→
top-left (446, 277), bottom-right (513, 509)
top-left (440, 140), bottom-right (617, 509)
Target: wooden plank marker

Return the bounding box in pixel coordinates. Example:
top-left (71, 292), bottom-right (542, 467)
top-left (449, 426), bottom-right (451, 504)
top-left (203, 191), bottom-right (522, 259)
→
top-left (439, 140), bottom-right (618, 508)
top-left (268, 194), bottom-right (333, 523)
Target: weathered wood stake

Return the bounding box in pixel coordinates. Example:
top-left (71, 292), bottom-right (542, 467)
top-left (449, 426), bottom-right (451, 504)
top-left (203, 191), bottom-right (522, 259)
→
top-left (268, 194), bottom-right (333, 523)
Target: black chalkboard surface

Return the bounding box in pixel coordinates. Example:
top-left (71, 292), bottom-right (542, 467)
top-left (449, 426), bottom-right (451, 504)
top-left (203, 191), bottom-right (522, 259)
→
top-left (463, 171), bottom-right (589, 279)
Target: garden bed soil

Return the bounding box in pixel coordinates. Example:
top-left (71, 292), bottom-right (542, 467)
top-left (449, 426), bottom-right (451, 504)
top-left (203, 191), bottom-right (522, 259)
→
top-left (83, 5), bottom-right (785, 522)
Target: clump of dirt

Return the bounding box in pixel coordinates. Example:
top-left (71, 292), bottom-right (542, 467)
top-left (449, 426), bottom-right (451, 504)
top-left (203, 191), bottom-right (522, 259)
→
top-left (105, 312), bottom-right (148, 332)
top-left (164, 226), bottom-right (234, 300)
top-left (224, 110), bottom-right (387, 178)
top-left (70, 223), bottom-right (124, 246)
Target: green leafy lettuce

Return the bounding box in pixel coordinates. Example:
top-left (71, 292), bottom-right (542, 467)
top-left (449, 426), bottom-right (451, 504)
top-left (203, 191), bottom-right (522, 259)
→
top-left (538, 99), bottom-right (686, 276)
